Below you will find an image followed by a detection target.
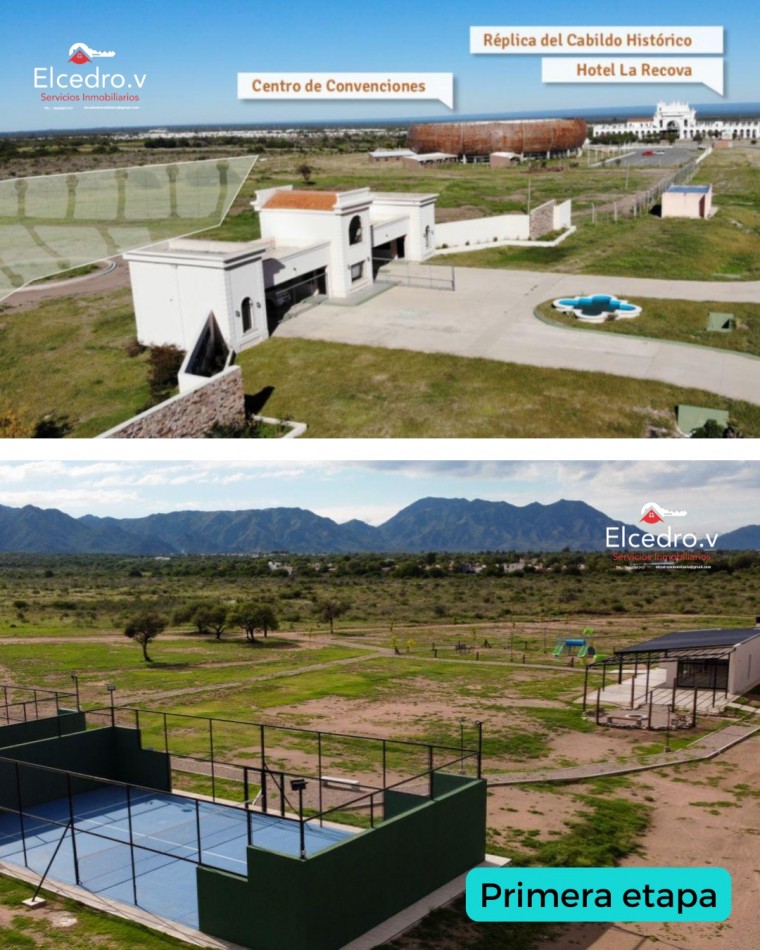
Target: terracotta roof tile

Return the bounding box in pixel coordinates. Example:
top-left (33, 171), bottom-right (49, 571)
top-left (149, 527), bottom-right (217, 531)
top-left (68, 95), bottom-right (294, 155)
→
top-left (263, 191), bottom-right (339, 211)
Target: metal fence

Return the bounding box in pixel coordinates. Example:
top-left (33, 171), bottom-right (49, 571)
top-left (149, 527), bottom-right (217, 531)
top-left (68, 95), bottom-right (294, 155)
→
top-left (0, 685), bottom-right (80, 724)
top-left (374, 259), bottom-right (456, 291)
top-left (85, 705), bottom-right (482, 813)
top-left (584, 156), bottom-right (704, 225)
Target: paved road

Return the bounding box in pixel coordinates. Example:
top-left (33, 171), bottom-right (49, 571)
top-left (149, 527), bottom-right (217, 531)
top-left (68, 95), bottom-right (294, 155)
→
top-left (275, 266), bottom-right (760, 406)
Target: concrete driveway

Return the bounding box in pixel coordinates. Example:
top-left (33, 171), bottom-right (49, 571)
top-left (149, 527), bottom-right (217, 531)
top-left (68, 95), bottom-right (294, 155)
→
top-left (274, 266), bottom-right (760, 406)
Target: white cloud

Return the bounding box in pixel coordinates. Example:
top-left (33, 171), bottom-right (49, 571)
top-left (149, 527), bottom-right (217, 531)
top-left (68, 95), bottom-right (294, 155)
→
top-left (0, 489), bottom-right (139, 510)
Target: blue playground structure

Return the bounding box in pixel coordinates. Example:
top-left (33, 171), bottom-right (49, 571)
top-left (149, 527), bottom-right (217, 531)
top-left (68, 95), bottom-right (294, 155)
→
top-left (553, 628), bottom-right (594, 658)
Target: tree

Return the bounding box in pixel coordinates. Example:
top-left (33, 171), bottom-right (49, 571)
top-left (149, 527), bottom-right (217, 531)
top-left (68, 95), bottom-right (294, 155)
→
top-left (193, 602), bottom-right (228, 640)
top-left (124, 610), bottom-right (167, 662)
top-left (690, 418), bottom-right (726, 438)
top-left (296, 162), bottom-right (314, 184)
top-left (230, 602), bottom-right (279, 643)
top-left (317, 598), bottom-right (348, 635)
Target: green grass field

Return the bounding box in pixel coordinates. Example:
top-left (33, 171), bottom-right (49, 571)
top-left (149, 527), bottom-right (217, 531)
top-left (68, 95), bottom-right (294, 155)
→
top-left (3, 147), bottom-right (760, 438)
top-left (207, 146), bottom-right (760, 282)
top-left (235, 338), bottom-right (760, 437)
top-left (0, 288), bottom-right (150, 436)
top-left (537, 297), bottom-right (760, 358)
top-left (0, 554), bottom-right (757, 947)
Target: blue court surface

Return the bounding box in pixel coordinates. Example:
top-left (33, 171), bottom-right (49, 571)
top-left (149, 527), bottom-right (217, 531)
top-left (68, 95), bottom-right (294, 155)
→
top-left (0, 787), bottom-right (354, 929)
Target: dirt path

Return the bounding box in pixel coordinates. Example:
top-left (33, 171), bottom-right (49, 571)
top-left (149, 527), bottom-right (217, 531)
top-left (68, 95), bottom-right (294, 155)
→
top-left (2, 257), bottom-right (131, 313)
top-left (488, 718), bottom-right (760, 785)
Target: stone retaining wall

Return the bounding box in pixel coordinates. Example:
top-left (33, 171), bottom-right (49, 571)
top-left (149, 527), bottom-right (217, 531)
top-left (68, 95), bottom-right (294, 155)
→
top-left (99, 366), bottom-right (245, 439)
top-left (528, 199), bottom-right (556, 239)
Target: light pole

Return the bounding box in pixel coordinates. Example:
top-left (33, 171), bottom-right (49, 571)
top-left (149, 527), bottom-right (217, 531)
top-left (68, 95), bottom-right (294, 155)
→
top-left (290, 779), bottom-right (308, 859)
top-left (107, 684), bottom-right (116, 727)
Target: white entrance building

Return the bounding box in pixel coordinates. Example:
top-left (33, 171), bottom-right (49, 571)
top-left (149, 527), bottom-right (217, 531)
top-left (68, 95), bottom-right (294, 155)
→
top-left (125, 186), bottom-right (437, 355)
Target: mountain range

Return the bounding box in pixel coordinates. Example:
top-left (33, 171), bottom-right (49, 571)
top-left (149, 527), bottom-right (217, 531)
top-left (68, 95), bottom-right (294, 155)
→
top-left (0, 498), bottom-right (755, 555)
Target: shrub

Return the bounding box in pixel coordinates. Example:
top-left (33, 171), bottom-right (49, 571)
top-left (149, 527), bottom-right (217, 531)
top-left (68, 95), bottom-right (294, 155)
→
top-left (147, 345), bottom-right (185, 403)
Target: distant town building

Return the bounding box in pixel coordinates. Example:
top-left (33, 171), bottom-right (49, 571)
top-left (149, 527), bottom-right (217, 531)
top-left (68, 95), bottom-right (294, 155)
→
top-left (368, 148), bottom-right (416, 162)
top-left (592, 102), bottom-right (760, 141)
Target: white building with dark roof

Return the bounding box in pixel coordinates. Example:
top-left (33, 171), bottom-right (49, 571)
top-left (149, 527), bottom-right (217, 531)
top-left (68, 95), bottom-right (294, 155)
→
top-left (584, 624), bottom-right (760, 725)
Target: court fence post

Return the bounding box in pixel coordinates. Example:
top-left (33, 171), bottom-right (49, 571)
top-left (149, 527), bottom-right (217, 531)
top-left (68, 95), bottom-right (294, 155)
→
top-left (428, 745), bottom-right (434, 799)
top-left (382, 739), bottom-right (387, 788)
top-left (279, 772), bottom-right (285, 817)
top-left (244, 767), bottom-right (252, 846)
top-left (259, 724), bottom-right (267, 813)
top-left (317, 733), bottom-right (323, 826)
top-left (125, 784), bottom-right (138, 905)
top-left (476, 721), bottom-right (483, 779)
top-left (65, 773), bottom-right (81, 885)
top-left (209, 718), bottom-right (216, 802)
top-left (195, 798), bottom-right (203, 865)
top-left (14, 762), bottom-right (28, 868)
top-left (163, 713), bottom-right (172, 791)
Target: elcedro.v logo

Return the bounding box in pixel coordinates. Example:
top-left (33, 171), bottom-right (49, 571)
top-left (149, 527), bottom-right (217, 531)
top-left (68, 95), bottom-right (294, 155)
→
top-left (606, 501), bottom-right (720, 554)
top-left (34, 41), bottom-right (147, 111)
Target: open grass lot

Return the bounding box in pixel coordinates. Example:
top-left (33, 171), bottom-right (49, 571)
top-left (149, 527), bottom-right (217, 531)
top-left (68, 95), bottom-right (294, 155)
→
top-left (3, 146), bottom-right (760, 438)
top-left (434, 148), bottom-right (760, 280)
top-left (1, 554), bottom-right (759, 947)
top-left (236, 337), bottom-right (760, 437)
top-left (4, 301), bottom-right (760, 437)
top-left (537, 297), bottom-right (760, 358)
top-left (0, 872), bottom-right (186, 949)
top-left (205, 146), bottom-right (760, 282)
top-left (0, 287), bottom-right (150, 436)
top-left (233, 148), bottom-right (660, 217)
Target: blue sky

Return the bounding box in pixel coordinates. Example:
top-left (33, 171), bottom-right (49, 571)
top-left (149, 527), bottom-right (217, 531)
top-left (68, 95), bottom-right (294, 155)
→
top-left (2, 0), bottom-right (756, 131)
top-left (0, 461), bottom-right (756, 535)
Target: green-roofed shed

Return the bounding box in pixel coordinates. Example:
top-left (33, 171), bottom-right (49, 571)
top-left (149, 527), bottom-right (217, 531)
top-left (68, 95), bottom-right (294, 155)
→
top-left (677, 404), bottom-right (729, 436)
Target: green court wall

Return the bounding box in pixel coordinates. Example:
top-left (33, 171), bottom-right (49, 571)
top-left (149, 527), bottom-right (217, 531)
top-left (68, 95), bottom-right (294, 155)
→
top-left (0, 725), bottom-right (171, 810)
top-left (0, 711), bottom-right (86, 750)
top-left (197, 772), bottom-right (486, 950)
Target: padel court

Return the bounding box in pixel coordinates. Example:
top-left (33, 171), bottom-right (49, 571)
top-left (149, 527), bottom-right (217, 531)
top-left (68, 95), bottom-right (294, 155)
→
top-left (0, 686), bottom-right (486, 950)
top-left (0, 785), bottom-right (352, 929)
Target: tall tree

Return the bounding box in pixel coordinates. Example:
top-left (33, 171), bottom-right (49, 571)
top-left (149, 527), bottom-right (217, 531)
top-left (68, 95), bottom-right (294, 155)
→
top-left (193, 602), bottom-right (228, 640)
top-left (317, 598), bottom-right (348, 635)
top-left (230, 603), bottom-right (279, 643)
top-left (124, 611), bottom-right (167, 662)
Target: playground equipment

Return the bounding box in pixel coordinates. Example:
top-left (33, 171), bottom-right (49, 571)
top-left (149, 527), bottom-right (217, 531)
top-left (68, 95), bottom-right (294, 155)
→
top-left (553, 629), bottom-right (595, 658)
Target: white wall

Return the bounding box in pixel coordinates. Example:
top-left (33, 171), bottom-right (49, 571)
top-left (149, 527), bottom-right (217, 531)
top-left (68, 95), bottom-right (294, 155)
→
top-left (370, 216), bottom-right (408, 247)
top-left (661, 192), bottom-right (707, 219)
top-left (128, 254), bottom-right (268, 353)
top-left (553, 199), bottom-right (573, 230)
top-left (730, 636), bottom-right (760, 695)
top-left (129, 260), bottom-right (233, 352)
top-left (263, 244), bottom-right (330, 287)
top-left (226, 260), bottom-right (268, 349)
top-left (435, 213), bottom-right (530, 249)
